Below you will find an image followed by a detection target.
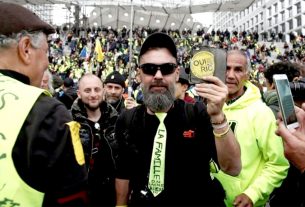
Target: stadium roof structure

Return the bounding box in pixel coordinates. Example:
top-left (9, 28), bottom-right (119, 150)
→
top-left (4, 0), bottom-right (256, 31)
top-left (4, 0), bottom-right (256, 13)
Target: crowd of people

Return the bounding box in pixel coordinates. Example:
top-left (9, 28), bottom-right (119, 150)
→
top-left (2, 2), bottom-right (305, 207)
top-left (46, 21), bottom-right (305, 84)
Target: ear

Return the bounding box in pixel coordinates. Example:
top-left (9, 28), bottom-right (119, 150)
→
top-left (77, 90), bottom-right (81, 98)
top-left (138, 68), bottom-right (144, 81)
top-left (182, 84), bottom-right (188, 92)
top-left (17, 36), bottom-right (32, 65)
top-left (175, 66), bottom-right (180, 82)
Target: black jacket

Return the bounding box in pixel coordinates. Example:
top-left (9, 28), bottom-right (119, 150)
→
top-left (71, 98), bottom-right (118, 206)
top-left (110, 97), bottom-right (126, 114)
top-left (0, 70), bottom-right (88, 206)
top-left (55, 87), bottom-right (78, 110)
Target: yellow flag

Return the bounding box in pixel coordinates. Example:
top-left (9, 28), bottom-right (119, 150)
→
top-left (95, 38), bottom-right (104, 62)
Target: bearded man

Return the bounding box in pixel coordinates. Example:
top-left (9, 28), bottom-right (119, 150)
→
top-left (71, 73), bottom-right (118, 206)
top-left (114, 33), bottom-right (241, 206)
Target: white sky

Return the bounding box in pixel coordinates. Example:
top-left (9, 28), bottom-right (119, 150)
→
top-left (52, 5), bottom-right (69, 25)
top-left (192, 13), bottom-right (213, 27)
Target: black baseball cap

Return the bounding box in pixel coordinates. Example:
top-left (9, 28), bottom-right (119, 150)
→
top-left (139, 32), bottom-right (177, 60)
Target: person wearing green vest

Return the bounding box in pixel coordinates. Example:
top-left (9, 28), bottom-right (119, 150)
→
top-left (213, 50), bottom-right (289, 207)
top-left (0, 3), bottom-right (88, 207)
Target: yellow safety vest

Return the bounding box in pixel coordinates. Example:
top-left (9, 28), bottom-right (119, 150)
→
top-left (0, 74), bottom-right (45, 206)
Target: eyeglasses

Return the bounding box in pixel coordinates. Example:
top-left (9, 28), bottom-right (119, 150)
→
top-left (139, 63), bottom-right (177, 76)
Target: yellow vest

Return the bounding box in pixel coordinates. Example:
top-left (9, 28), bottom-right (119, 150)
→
top-left (0, 74), bottom-right (45, 206)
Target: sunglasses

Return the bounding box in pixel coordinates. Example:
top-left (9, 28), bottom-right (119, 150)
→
top-left (139, 63), bottom-right (177, 76)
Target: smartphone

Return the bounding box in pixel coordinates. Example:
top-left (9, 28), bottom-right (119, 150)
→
top-left (273, 74), bottom-right (299, 130)
top-left (128, 86), bottom-right (133, 97)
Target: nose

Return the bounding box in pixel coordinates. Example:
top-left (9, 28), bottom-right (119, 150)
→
top-left (110, 87), bottom-right (116, 94)
top-left (154, 69), bottom-right (163, 79)
top-left (90, 91), bottom-right (97, 97)
top-left (226, 69), bottom-right (234, 78)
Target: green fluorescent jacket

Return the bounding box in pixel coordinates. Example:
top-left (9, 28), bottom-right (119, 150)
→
top-left (214, 81), bottom-right (289, 207)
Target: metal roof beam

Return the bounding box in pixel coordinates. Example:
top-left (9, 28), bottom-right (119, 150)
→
top-left (162, 6), bottom-right (168, 14)
top-left (147, 12), bottom-right (153, 27)
top-left (179, 14), bottom-right (186, 31)
top-left (162, 14), bottom-right (169, 31)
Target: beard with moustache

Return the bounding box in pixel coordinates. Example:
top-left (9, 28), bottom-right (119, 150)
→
top-left (83, 100), bottom-right (102, 112)
top-left (142, 80), bottom-right (175, 113)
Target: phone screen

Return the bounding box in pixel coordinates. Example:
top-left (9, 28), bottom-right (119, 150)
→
top-left (273, 74), bottom-right (299, 130)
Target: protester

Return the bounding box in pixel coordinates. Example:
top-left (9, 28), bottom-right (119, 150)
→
top-left (275, 103), bottom-right (305, 207)
top-left (175, 67), bottom-right (195, 103)
top-left (115, 32), bottom-right (241, 206)
top-left (71, 73), bottom-right (118, 206)
top-left (263, 62), bottom-right (305, 207)
top-left (104, 70), bottom-right (137, 113)
top-left (214, 50), bottom-right (289, 207)
top-left (131, 70), bottom-right (144, 105)
top-left (40, 69), bottom-right (55, 95)
top-left (52, 73), bottom-right (64, 93)
top-left (103, 71), bottom-right (127, 113)
top-left (55, 77), bottom-right (78, 109)
top-left (0, 2), bottom-right (88, 206)
top-left (263, 61), bottom-right (301, 116)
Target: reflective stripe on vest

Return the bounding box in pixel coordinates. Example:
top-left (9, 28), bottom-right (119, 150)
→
top-left (0, 74), bottom-right (46, 206)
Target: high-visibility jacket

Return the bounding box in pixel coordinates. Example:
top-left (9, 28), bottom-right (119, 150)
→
top-left (0, 74), bottom-right (46, 206)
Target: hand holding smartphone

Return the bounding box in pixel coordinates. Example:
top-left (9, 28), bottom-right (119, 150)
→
top-left (273, 74), bottom-right (299, 130)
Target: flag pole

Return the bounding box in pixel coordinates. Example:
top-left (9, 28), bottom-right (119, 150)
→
top-left (128, 0), bottom-right (134, 97)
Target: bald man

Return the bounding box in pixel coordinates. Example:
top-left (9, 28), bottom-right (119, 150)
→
top-left (71, 73), bottom-right (119, 206)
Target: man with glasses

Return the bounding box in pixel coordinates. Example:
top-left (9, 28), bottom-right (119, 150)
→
top-left (114, 32), bottom-right (241, 206)
top-left (0, 3), bottom-right (88, 206)
top-left (71, 73), bottom-right (118, 206)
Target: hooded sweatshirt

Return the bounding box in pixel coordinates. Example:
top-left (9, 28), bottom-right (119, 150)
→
top-left (214, 81), bottom-right (289, 207)
top-left (263, 89), bottom-right (279, 117)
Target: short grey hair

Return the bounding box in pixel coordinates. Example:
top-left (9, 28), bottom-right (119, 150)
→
top-left (227, 49), bottom-right (252, 73)
top-left (44, 69), bottom-right (54, 95)
top-left (0, 30), bottom-right (46, 50)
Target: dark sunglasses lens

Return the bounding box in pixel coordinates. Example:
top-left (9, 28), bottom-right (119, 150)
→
top-left (160, 63), bottom-right (176, 75)
top-left (141, 63), bottom-right (176, 75)
top-left (141, 64), bottom-right (157, 75)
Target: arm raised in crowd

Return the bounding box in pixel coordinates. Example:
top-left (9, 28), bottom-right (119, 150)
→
top-left (195, 75), bottom-right (241, 176)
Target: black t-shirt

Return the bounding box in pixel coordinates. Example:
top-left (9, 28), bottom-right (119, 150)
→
top-left (115, 99), bottom-right (225, 206)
